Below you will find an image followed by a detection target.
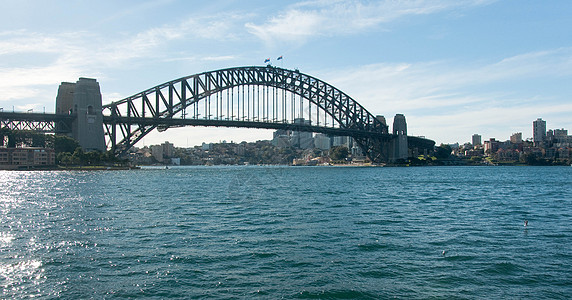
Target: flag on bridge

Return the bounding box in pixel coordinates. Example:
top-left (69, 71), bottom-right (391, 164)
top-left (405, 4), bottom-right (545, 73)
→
top-left (277, 56), bottom-right (283, 60)
top-left (264, 58), bottom-right (270, 63)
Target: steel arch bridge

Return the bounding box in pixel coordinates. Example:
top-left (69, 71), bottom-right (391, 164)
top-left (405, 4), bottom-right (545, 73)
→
top-left (103, 66), bottom-right (399, 163)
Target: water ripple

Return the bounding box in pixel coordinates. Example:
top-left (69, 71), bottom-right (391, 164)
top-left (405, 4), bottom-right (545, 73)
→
top-left (0, 166), bottom-right (570, 298)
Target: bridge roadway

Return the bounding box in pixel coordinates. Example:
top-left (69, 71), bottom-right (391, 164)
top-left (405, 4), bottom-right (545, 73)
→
top-left (102, 115), bottom-right (435, 151)
top-left (104, 115), bottom-right (392, 139)
top-left (0, 111), bottom-right (434, 156)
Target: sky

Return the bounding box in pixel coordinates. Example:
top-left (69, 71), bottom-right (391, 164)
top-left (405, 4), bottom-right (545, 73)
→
top-left (1, 0), bottom-right (571, 147)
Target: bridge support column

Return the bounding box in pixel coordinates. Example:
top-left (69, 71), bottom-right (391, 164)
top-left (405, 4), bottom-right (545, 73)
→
top-left (56, 78), bottom-right (106, 152)
top-left (390, 133), bottom-right (408, 162)
top-left (390, 114), bottom-right (408, 162)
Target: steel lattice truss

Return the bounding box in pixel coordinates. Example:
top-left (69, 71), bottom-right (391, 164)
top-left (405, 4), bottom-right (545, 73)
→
top-left (0, 112), bottom-right (73, 133)
top-left (103, 66), bottom-right (392, 162)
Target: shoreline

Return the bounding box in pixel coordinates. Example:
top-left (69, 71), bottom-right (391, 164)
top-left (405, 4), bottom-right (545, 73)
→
top-left (2, 162), bottom-right (569, 171)
top-left (0, 165), bottom-right (139, 171)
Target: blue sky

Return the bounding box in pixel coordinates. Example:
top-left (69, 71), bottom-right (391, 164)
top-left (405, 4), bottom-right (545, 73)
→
top-left (1, 0), bottom-right (571, 147)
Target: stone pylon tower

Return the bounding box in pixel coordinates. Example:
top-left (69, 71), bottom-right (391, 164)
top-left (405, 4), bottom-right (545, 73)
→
top-left (392, 113), bottom-right (408, 161)
top-left (55, 78), bottom-right (106, 152)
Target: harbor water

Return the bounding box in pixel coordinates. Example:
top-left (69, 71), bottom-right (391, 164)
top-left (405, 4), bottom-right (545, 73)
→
top-left (1, 166), bottom-right (571, 299)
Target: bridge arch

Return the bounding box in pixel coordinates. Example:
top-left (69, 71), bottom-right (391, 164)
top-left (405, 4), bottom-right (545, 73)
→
top-left (103, 66), bottom-right (392, 162)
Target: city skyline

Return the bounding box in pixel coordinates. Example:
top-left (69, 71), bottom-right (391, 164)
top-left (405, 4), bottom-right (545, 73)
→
top-left (1, 0), bottom-right (571, 147)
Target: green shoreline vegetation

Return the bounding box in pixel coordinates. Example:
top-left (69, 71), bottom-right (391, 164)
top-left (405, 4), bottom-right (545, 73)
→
top-left (1, 129), bottom-right (129, 170)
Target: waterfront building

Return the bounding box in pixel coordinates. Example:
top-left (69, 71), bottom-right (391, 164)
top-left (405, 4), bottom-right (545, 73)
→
top-left (0, 147), bottom-right (55, 169)
top-left (533, 118), bottom-right (546, 146)
top-left (151, 141), bottom-right (175, 162)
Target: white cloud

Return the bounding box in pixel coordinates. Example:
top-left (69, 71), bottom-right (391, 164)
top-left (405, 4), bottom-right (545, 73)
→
top-left (202, 55), bottom-right (237, 62)
top-left (246, 0), bottom-right (495, 45)
top-left (326, 47), bottom-right (572, 106)
top-left (0, 12), bottom-right (246, 106)
top-left (0, 65), bottom-right (80, 92)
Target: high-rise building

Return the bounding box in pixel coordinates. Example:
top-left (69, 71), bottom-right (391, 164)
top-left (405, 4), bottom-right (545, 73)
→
top-left (533, 118), bottom-right (546, 146)
top-left (554, 129), bottom-right (568, 137)
top-left (314, 134), bottom-right (331, 150)
top-left (162, 141), bottom-right (175, 157)
top-left (332, 136), bottom-right (349, 147)
top-left (151, 141), bottom-right (175, 162)
top-left (472, 134), bottom-right (482, 146)
top-left (291, 118), bottom-right (314, 149)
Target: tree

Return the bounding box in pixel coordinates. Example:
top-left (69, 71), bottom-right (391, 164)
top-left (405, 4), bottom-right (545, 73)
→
top-left (329, 146), bottom-right (349, 161)
top-left (434, 144), bottom-right (452, 159)
top-left (519, 153), bottom-right (537, 165)
top-left (84, 151), bottom-right (102, 165)
top-left (71, 147), bottom-right (85, 165)
top-left (57, 152), bottom-right (73, 166)
top-left (51, 135), bottom-right (80, 154)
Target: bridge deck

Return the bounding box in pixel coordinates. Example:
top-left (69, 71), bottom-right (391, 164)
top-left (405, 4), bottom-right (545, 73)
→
top-left (0, 112), bottom-right (74, 133)
top-left (103, 116), bottom-right (393, 140)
